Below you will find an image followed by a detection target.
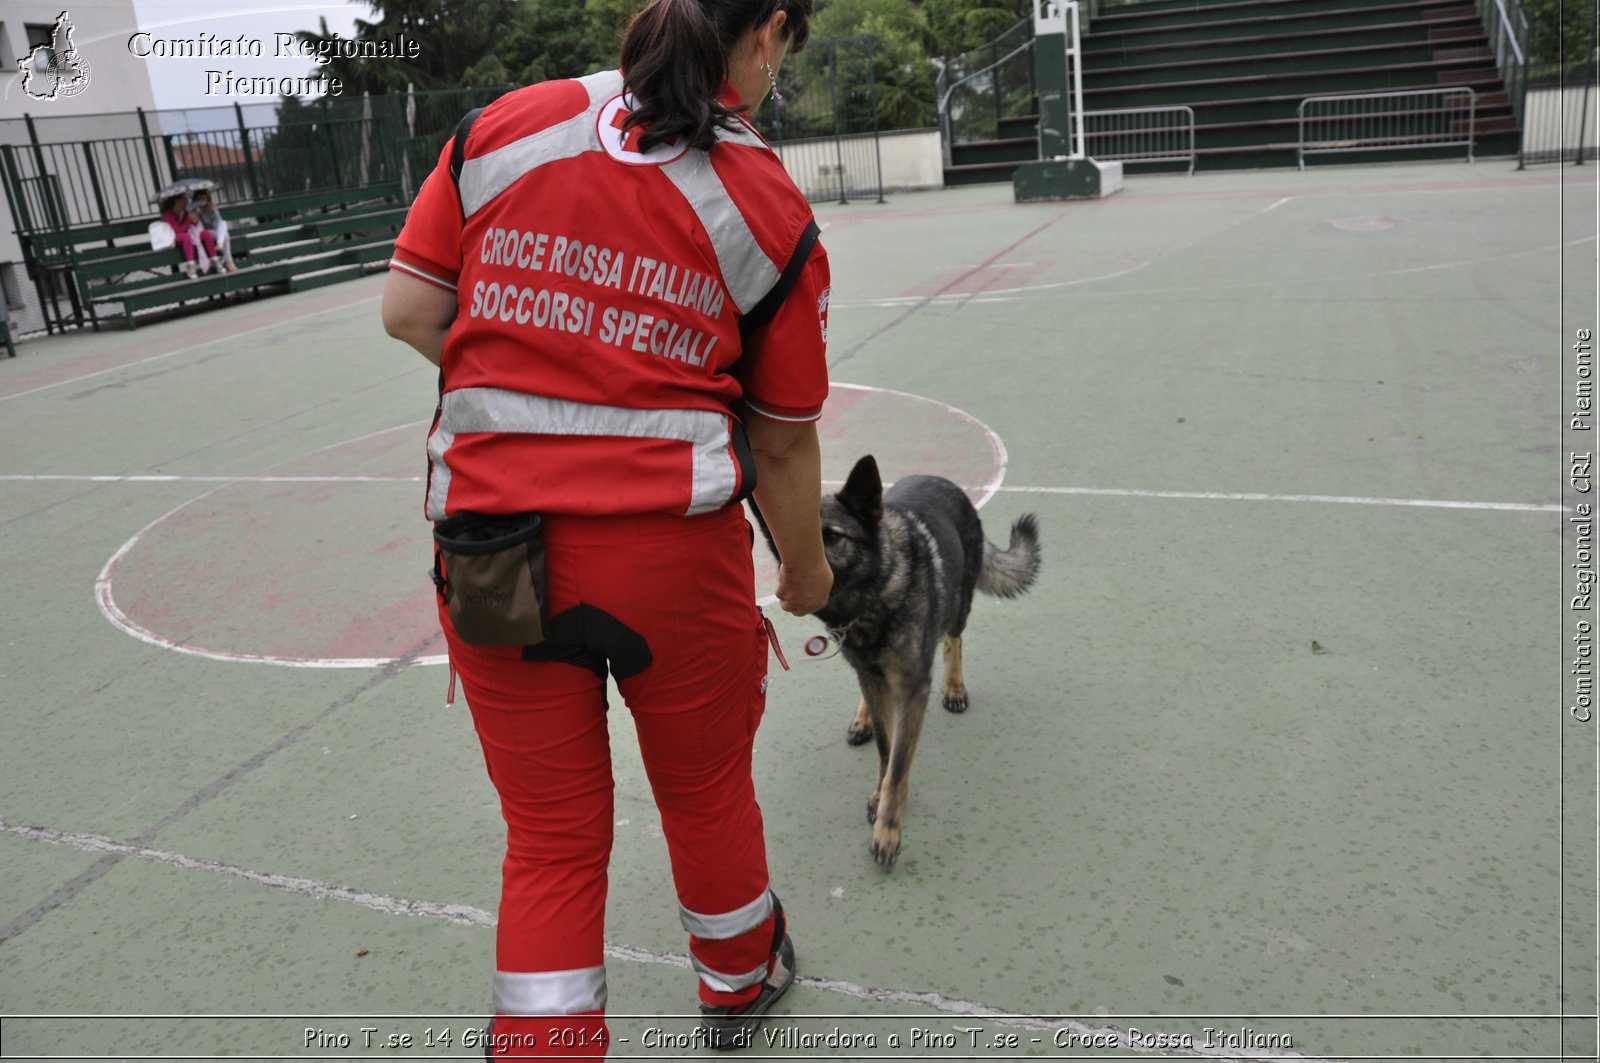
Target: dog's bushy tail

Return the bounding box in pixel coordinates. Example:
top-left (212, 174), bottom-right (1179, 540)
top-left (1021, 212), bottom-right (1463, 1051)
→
top-left (976, 513), bottom-right (1041, 599)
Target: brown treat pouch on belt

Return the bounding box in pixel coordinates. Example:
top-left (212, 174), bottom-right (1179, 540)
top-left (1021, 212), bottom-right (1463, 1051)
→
top-left (432, 512), bottom-right (547, 646)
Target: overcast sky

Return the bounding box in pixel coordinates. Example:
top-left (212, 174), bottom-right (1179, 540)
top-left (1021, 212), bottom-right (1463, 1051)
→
top-left (130, 1), bottom-right (368, 113)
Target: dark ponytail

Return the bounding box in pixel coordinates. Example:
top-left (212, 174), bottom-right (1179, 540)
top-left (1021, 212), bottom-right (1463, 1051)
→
top-left (620, 0), bottom-right (812, 152)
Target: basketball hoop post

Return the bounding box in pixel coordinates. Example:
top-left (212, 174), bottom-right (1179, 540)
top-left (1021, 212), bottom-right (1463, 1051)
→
top-left (1012, 0), bottom-right (1123, 201)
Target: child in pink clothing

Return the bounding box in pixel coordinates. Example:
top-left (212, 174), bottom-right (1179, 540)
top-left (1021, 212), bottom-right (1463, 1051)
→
top-left (159, 194), bottom-right (218, 277)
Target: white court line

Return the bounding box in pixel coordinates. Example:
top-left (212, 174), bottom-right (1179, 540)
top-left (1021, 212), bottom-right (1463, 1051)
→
top-left (838, 193), bottom-right (1296, 310)
top-left (836, 234), bottom-right (1594, 310)
top-left (993, 485), bottom-right (1561, 514)
top-left (90, 421), bottom-right (448, 670)
top-left (0, 814), bottom-right (1339, 1061)
top-left (1263, 196), bottom-right (1293, 212)
top-left (0, 294), bottom-right (383, 404)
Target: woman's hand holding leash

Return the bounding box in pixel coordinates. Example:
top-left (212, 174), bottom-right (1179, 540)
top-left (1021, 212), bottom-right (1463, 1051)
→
top-left (776, 556), bottom-right (832, 616)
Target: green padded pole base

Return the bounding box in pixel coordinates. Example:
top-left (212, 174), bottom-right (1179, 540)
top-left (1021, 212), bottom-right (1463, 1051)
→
top-left (1013, 157), bottom-right (1125, 202)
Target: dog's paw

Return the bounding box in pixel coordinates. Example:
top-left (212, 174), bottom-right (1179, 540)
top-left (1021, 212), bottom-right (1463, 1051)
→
top-left (866, 791), bottom-right (880, 824)
top-left (847, 699), bottom-right (874, 744)
top-left (941, 686), bottom-right (969, 714)
top-left (870, 823), bottom-right (901, 870)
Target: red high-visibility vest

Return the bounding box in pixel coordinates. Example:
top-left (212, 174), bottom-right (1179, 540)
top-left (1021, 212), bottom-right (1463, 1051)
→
top-left (391, 69), bottom-right (830, 519)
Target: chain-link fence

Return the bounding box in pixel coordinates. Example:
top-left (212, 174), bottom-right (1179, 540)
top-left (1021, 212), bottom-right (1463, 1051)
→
top-left (751, 35), bottom-right (885, 205)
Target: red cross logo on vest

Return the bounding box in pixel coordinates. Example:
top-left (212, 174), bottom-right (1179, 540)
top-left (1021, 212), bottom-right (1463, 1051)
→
top-left (596, 94), bottom-right (688, 166)
top-left (609, 107), bottom-right (647, 154)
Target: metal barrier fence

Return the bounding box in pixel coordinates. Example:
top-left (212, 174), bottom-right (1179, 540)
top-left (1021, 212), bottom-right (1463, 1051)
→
top-left (1297, 88), bottom-right (1478, 169)
top-left (752, 35), bottom-right (884, 204)
top-left (1520, 65), bottom-right (1598, 165)
top-left (1083, 105), bottom-right (1196, 174)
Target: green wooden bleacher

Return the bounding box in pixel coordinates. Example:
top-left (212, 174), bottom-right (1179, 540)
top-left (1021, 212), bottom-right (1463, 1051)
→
top-left (22, 182), bottom-right (407, 331)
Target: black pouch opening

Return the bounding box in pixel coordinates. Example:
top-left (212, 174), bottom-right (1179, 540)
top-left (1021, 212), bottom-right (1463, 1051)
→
top-left (432, 512), bottom-right (547, 647)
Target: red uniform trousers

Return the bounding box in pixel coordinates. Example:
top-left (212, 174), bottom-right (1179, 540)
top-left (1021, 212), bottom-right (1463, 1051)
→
top-left (440, 504), bottom-right (783, 1059)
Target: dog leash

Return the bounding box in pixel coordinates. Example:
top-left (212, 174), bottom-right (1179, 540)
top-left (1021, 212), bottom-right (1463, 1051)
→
top-left (761, 613), bottom-right (791, 671)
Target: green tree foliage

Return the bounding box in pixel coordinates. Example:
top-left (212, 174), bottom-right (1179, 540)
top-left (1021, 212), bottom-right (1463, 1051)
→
top-left (811, 0), bottom-right (938, 128)
top-left (1522, 0), bottom-right (1597, 66)
top-left (923, 0), bottom-right (1028, 56)
top-left (495, 0), bottom-right (633, 83)
top-left (296, 0), bottom-right (517, 91)
top-left (283, 0), bottom-right (1036, 135)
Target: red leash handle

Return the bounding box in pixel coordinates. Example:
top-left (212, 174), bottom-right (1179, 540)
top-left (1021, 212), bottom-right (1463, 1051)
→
top-left (762, 614), bottom-right (791, 671)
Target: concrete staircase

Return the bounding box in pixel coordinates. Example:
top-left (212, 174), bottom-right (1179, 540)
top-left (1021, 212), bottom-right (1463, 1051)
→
top-left (943, 0), bottom-right (1520, 184)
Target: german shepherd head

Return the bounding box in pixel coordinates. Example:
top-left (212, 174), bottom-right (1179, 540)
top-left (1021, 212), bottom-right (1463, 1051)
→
top-left (814, 454), bottom-right (887, 630)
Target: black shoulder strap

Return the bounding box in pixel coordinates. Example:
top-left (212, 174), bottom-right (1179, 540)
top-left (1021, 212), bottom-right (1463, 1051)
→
top-left (739, 219), bottom-right (822, 340)
top-left (449, 106), bottom-right (485, 208)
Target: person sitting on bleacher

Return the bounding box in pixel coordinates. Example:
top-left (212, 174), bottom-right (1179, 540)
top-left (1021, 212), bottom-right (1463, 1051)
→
top-left (158, 194), bottom-right (219, 279)
top-left (190, 189), bottom-right (238, 273)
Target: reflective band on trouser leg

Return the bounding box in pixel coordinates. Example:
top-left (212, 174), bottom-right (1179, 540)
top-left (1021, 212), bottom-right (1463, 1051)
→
top-left (490, 968), bottom-right (609, 1059)
top-left (690, 956), bottom-right (771, 995)
top-left (680, 888), bottom-right (777, 1003)
top-left (495, 967), bottom-right (608, 1015)
top-left (679, 888), bottom-right (773, 940)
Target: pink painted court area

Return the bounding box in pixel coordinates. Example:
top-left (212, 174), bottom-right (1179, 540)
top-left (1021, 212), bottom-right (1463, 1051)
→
top-left (98, 384), bottom-right (1003, 667)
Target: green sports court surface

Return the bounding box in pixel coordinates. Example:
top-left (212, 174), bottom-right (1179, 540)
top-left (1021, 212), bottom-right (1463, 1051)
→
top-left (0, 160), bottom-right (1596, 1061)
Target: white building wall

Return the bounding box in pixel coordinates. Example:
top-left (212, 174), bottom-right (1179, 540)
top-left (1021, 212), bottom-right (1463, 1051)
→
top-left (0, 0), bottom-right (159, 333)
top-left (772, 128), bottom-right (945, 201)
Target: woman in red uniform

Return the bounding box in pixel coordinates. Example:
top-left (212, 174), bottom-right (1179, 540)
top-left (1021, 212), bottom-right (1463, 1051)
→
top-left (381, 0), bottom-right (830, 1055)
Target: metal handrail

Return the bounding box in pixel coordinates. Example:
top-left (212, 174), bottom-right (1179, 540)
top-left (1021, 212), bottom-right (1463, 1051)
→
top-left (938, 38), bottom-right (1035, 167)
top-left (1490, 0), bottom-right (1526, 67)
top-left (935, 17), bottom-right (1032, 106)
top-left (1298, 88), bottom-right (1477, 169)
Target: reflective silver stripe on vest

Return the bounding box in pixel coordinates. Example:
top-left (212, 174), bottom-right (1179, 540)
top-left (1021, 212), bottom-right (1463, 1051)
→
top-left (679, 888), bottom-right (773, 940)
top-left (715, 117), bottom-right (770, 152)
top-left (691, 956), bottom-right (770, 995)
top-left (494, 966), bottom-right (607, 1015)
top-left (661, 151), bottom-right (779, 316)
top-left (457, 70), bottom-right (623, 219)
top-left (426, 387), bottom-right (740, 519)
top-left (425, 416), bottom-right (456, 519)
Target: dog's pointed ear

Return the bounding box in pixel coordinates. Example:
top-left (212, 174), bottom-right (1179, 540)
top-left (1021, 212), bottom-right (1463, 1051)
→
top-left (839, 455), bottom-right (883, 524)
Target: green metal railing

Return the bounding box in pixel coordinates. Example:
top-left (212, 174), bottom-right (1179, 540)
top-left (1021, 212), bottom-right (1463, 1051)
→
top-left (0, 87), bottom-right (513, 238)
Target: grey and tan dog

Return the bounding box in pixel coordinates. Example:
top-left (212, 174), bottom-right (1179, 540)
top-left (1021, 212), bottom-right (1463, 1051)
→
top-left (760, 454), bottom-right (1041, 869)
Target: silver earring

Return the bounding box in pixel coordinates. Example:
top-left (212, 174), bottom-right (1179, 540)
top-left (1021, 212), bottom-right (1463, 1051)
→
top-left (765, 61), bottom-right (782, 103)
